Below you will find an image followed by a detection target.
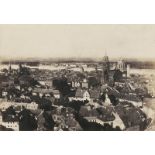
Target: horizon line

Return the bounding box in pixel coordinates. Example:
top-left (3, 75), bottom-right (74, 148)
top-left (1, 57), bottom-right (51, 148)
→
top-left (0, 56), bottom-right (155, 62)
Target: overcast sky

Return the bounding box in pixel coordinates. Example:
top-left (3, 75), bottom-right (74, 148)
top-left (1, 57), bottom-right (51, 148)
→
top-left (0, 24), bottom-right (155, 60)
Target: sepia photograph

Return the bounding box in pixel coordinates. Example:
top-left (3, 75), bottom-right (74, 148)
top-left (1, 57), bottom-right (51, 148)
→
top-left (0, 24), bottom-right (155, 131)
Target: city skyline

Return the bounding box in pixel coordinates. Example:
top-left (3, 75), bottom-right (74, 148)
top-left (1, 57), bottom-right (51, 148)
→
top-left (0, 25), bottom-right (155, 60)
top-left (0, 25), bottom-right (155, 131)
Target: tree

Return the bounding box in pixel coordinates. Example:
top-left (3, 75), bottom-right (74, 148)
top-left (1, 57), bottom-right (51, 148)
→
top-left (39, 98), bottom-right (53, 111)
top-left (29, 78), bottom-right (39, 87)
top-left (3, 106), bottom-right (17, 122)
top-left (43, 111), bottom-right (55, 130)
top-left (19, 108), bottom-right (38, 131)
top-left (4, 106), bottom-right (16, 116)
top-left (53, 78), bottom-right (71, 96)
top-left (19, 65), bottom-right (30, 76)
top-left (64, 100), bottom-right (85, 112)
top-left (88, 77), bottom-right (100, 88)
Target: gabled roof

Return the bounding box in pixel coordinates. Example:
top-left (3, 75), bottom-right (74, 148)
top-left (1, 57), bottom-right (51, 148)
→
top-left (75, 88), bottom-right (88, 98)
top-left (101, 85), bottom-right (141, 102)
top-left (119, 93), bottom-right (141, 102)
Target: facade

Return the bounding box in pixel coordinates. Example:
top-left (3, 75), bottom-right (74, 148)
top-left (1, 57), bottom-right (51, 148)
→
top-left (69, 88), bottom-right (90, 101)
top-left (38, 80), bottom-right (53, 88)
top-left (0, 100), bottom-right (38, 111)
top-left (103, 93), bottom-right (112, 106)
top-left (52, 90), bottom-right (61, 99)
top-left (72, 81), bottom-right (81, 88)
top-left (2, 91), bottom-right (8, 98)
top-left (81, 79), bottom-right (89, 89)
top-left (1, 121), bottom-right (19, 131)
top-left (26, 102), bottom-right (38, 110)
top-left (0, 112), bottom-right (19, 131)
top-left (32, 88), bottom-right (60, 99)
top-left (117, 59), bottom-right (126, 72)
top-left (84, 111), bottom-right (125, 130)
top-left (117, 59), bottom-right (128, 78)
top-left (119, 94), bottom-right (143, 107)
top-left (127, 64), bottom-right (130, 77)
top-left (146, 83), bottom-right (155, 97)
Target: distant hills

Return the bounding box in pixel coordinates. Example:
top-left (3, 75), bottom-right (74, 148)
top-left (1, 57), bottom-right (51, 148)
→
top-left (0, 56), bottom-right (155, 69)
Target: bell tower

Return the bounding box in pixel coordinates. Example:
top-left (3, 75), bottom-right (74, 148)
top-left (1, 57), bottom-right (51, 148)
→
top-left (101, 52), bottom-right (110, 84)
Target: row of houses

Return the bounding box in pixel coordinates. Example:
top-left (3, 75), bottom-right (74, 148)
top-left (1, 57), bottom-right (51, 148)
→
top-left (79, 105), bottom-right (125, 130)
top-left (69, 88), bottom-right (101, 102)
top-left (0, 99), bottom-right (38, 111)
top-left (32, 88), bottom-right (60, 99)
top-left (84, 111), bottom-right (125, 130)
top-left (69, 85), bottom-right (143, 107)
top-left (70, 79), bottom-right (89, 89)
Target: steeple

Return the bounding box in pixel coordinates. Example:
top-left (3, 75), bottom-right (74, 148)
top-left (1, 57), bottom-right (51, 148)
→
top-left (101, 51), bottom-right (110, 84)
top-left (9, 61), bottom-right (12, 73)
top-left (103, 51), bottom-right (109, 62)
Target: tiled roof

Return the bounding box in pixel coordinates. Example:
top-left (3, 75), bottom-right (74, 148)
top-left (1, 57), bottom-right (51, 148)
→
top-left (118, 93), bottom-right (141, 102)
top-left (75, 88), bottom-right (87, 98)
top-left (103, 86), bottom-right (141, 102)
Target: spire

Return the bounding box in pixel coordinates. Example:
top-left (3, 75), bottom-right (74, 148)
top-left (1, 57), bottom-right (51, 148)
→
top-left (103, 50), bottom-right (109, 63)
top-left (104, 48), bottom-right (108, 57)
top-left (9, 60), bottom-right (12, 73)
top-left (105, 50), bottom-right (107, 57)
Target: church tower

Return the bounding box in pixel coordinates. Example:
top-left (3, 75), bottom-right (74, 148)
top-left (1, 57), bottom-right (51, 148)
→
top-left (117, 58), bottom-right (126, 72)
top-left (9, 61), bottom-right (12, 73)
top-left (101, 52), bottom-right (110, 84)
